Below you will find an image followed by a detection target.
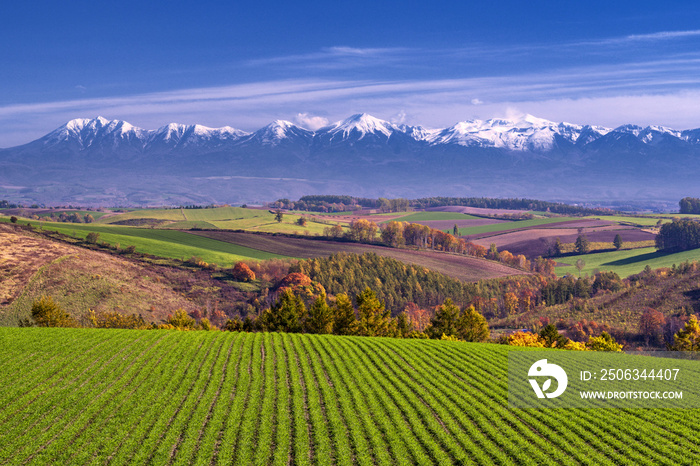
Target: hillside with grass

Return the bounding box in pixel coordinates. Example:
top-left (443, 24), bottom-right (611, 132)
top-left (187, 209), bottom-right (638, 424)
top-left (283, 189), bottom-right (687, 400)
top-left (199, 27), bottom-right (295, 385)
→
top-left (0, 223), bottom-right (207, 325)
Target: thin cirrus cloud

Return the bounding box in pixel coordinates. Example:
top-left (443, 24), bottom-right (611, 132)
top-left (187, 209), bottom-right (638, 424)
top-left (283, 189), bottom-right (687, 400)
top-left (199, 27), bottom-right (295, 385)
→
top-left (4, 29), bottom-right (700, 146)
top-left (243, 29), bottom-right (700, 73)
top-left (245, 46), bottom-right (414, 72)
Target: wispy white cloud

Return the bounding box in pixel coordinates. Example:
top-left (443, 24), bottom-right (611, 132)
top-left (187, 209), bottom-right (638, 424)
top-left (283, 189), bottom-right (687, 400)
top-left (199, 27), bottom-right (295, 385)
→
top-left (625, 29), bottom-right (700, 42)
top-left (293, 113), bottom-right (329, 130)
top-left (6, 45), bottom-right (700, 146)
top-left (245, 46), bottom-right (411, 70)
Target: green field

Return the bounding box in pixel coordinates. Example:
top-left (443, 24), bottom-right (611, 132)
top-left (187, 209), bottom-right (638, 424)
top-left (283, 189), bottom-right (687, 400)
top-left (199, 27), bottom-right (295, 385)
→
top-left (457, 217), bottom-right (580, 236)
top-left (588, 215), bottom-right (667, 227)
top-left (100, 206), bottom-right (335, 235)
top-left (0, 328), bottom-right (696, 465)
top-left (390, 212), bottom-right (479, 222)
top-left (555, 247), bottom-right (700, 277)
top-left (6, 219), bottom-right (291, 264)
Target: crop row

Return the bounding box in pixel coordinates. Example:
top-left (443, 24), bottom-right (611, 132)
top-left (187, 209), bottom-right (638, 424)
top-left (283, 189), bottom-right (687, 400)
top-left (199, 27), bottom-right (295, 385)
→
top-left (1, 328), bottom-right (698, 465)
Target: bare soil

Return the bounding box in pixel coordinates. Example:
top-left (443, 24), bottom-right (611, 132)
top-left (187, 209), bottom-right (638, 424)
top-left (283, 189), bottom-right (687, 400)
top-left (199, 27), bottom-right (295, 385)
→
top-left (471, 226), bottom-right (655, 258)
top-left (426, 206), bottom-right (530, 215)
top-left (188, 231), bottom-right (527, 282)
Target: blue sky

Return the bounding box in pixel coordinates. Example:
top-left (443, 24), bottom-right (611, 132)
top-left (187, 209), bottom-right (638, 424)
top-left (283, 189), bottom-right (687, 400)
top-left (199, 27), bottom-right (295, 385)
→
top-left (3, 0), bottom-right (700, 146)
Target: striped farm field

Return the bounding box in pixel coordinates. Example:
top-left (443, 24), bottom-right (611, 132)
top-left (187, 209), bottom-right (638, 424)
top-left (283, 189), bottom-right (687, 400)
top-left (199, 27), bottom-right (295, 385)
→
top-left (1, 328), bottom-right (698, 465)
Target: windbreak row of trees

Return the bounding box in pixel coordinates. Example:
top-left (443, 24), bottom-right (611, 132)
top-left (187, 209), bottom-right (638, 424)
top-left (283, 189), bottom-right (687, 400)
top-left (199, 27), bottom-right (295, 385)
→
top-left (411, 197), bottom-right (615, 216)
top-left (271, 195), bottom-right (615, 216)
top-left (336, 219), bottom-right (556, 276)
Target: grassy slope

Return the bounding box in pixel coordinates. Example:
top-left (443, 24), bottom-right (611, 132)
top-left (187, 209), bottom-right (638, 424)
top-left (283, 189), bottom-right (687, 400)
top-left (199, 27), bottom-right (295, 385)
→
top-left (0, 328), bottom-right (695, 465)
top-left (2, 218), bottom-right (290, 264)
top-left (587, 215), bottom-right (666, 227)
top-left (0, 225), bottom-right (206, 326)
top-left (101, 206), bottom-right (336, 235)
top-left (555, 247), bottom-right (700, 277)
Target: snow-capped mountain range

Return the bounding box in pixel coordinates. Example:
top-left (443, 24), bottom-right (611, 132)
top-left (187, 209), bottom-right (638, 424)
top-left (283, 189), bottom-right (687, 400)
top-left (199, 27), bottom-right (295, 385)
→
top-left (3, 112), bottom-right (700, 206)
top-left (30, 113), bottom-right (700, 152)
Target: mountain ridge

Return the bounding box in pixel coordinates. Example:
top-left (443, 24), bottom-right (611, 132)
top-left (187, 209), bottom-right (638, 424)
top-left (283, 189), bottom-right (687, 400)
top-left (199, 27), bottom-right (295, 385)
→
top-left (19, 112), bottom-right (700, 153)
top-left (2, 113), bottom-right (700, 207)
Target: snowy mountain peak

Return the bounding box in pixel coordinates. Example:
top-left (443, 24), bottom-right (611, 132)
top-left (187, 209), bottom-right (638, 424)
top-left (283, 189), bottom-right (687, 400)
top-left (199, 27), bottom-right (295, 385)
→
top-left (30, 113), bottom-right (700, 154)
top-left (324, 113), bottom-right (396, 140)
top-left (245, 120), bottom-right (312, 146)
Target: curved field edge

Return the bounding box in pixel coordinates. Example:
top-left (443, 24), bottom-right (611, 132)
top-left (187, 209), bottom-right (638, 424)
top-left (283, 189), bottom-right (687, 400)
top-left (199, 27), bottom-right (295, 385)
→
top-left (1, 218), bottom-right (292, 264)
top-left (0, 328), bottom-right (696, 466)
top-left (555, 247), bottom-right (700, 278)
top-left (187, 230), bottom-right (526, 282)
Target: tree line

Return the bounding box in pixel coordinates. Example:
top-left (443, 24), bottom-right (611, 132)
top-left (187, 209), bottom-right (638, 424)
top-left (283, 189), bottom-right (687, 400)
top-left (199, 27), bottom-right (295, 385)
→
top-left (272, 195), bottom-right (616, 216)
top-left (679, 197), bottom-right (700, 214)
top-left (22, 288), bottom-right (491, 342)
top-left (655, 218), bottom-right (700, 251)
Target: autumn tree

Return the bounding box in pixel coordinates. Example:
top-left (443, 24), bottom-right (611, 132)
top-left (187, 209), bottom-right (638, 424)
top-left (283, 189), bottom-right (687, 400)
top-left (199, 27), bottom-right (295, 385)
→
top-left (591, 271), bottom-right (622, 294)
top-left (86, 310), bottom-right (149, 329)
top-left (31, 296), bottom-right (77, 327)
top-left (508, 331), bottom-right (544, 347)
top-left (457, 305), bottom-right (489, 342)
top-left (503, 292), bottom-right (519, 316)
top-left (232, 262), bottom-right (256, 282)
top-left (639, 308), bottom-right (666, 346)
top-left (487, 243), bottom-right (499, 260)
top-left (347, 219), bottom-right (378, 243)
top-left (532, 256), bottom-right (556, 276)
top-left (380, 221), bottom-right (405, 247)
top-left (587, 331), bottom-right (623, 351)
top-left (296, 216), bottom-right (308, 227)
top-left (324, 223), bottom-right (344, 238)
top-left (165, 309), bottom-right (198, 330)
top-left (671, 314), bottom-right (700, 351)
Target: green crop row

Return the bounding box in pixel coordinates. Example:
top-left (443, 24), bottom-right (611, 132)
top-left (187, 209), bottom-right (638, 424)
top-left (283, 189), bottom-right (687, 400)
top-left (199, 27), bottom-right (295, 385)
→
top-left (1, 328), bottom-right (698, 465)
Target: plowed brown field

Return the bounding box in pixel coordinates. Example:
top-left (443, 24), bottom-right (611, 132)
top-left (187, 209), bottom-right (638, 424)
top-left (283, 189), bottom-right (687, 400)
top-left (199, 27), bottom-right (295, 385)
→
top-left (188, 230), bottom-right (528, 281)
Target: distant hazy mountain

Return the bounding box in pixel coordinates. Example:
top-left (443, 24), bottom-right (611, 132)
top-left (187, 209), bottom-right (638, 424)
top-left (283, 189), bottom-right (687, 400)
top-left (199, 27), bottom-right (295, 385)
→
top-left (2, 113), bottom-right (700, 207)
